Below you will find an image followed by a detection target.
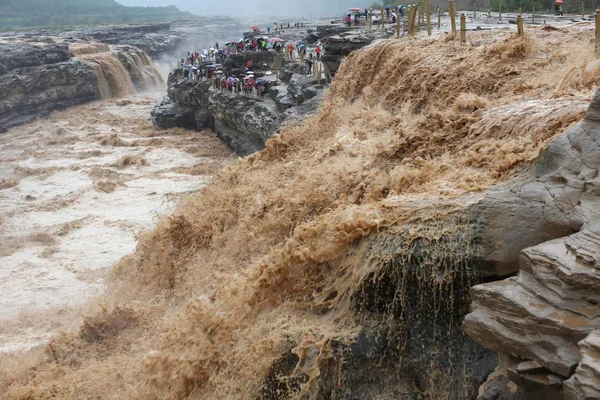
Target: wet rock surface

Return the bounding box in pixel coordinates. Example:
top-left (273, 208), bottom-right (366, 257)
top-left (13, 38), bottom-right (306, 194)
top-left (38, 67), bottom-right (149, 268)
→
top-left (152, 60), bottom-right (327, 156)
top-left (323, 30), bottom-right (387, 77)
top-left (462, 88), bottom-right (600, 399)
top-left (150, 97), bottom-right (198, 130)
top-left (0, 42), bottom-right (98, 132)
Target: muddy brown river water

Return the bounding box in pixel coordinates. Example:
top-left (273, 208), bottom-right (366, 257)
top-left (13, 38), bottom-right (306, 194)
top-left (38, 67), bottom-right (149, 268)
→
top-left (0, 93), bottom-right (235, 352)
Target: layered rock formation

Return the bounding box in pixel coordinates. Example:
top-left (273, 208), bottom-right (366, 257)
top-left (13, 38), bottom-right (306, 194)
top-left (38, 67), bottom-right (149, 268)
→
top-left (322, 30), bottom-right (387, 78)
top-left (151, 56), bottom-right (327, 156)
top-left (462, 89), bottom-right (600, 400)
top-left (0, 38), bottom-right (166, 132)
top-left (0, 41), bottom-right (97, 132)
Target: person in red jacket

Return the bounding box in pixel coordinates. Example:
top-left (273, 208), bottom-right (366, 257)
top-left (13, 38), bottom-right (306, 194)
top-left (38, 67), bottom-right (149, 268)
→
top-left (288, 42), bottom-right (294, 59)
top-left (315, 45), bottom-right (322, 62)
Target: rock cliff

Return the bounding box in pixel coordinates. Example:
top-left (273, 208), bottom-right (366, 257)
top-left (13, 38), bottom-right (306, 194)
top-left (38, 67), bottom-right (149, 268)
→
top-left (0, 41), bottom-right (97, 132)
top-left (151, 58), bottom-right (327, 156)
top-left (462, 88), bottom-right (600, 400)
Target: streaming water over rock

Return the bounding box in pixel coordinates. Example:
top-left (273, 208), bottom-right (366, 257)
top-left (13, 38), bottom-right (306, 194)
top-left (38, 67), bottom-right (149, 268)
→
top-left (74, 43), bottom-right (164, 99)
top-left (2, 22), bottom-right (600, 400)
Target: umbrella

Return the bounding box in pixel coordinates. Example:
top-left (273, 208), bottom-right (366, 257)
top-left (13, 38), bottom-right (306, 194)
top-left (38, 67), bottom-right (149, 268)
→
top-left (555, 0), bottom-right (564, 3)
top-left (268, 37), bottom-right (283, 42)
top-left (349, 7), bottom-right (362, 11)
top-left (251, 25), bottom-right (260, 32)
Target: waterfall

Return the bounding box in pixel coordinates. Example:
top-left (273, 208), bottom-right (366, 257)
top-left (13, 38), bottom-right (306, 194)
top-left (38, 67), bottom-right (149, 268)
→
top-left (74, 43), bottom-right (164, 99)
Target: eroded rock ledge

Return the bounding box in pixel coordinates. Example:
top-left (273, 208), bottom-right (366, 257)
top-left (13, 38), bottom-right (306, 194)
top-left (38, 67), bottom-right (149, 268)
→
top-left (151, 55), bottom-right (327, 156)
top-left (462, 88), bottom-right (600, 400)
top-left (0, 41), bottom-right (97, 132)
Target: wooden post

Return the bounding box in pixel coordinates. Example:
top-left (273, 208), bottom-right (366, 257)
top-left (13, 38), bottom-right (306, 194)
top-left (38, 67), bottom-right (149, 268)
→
top-left (396, 9), bottom-right (401, 38)
top-left (460, 12), bottom-right (466, 43)
top-left (596, 10), bottom-right (600, 57)
top-left (582, 2), bottom-right (585, 18)
top-left (369, 8), bottom-right (373, 29)
top-left (381, 8), bottom-right (385, 30)
top-left (517, 14), bottom-right (524, 36)
top-left (532, 6), bottom-right (535, 24)
top-left (416, 8), bottom-right (420, 32)
top-left (317, 62), bottom-right (321, 85)
top-left (499, 0), bottom-right (502, 20)
top-left (450, 0), bottom-right (457, 34)
top-left (411, 5), bottom-right (418, 35)
top-left (426, 0), bottom-right (431, 35)
top-left (473, 0), bottom-right (476, 18)
top-left (488, 9), bottom-right (491, 18)
top-left (438, 6), bottom-right (441, 29)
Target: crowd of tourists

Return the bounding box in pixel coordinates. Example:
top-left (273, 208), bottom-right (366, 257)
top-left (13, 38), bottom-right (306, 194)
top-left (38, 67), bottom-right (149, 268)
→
top-left (345, 6), bottom-right (406, 27)
top-left (172, 20), bottom-right (330, 97)
top-left (178, 35), bottom-right (324, 83)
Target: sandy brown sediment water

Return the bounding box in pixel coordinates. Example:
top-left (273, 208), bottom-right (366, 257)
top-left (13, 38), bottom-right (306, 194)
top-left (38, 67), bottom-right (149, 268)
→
top-left (1, 23), bottom-right (600, 399)
top-left (0, 94), bottom-right (235, 354)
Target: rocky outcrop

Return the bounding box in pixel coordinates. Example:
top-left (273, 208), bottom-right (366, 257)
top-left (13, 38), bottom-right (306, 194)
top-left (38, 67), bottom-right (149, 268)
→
top-left (0, 42), bottom-right (98, 132)
top-left (323, 30), bottom-right (388, 78)
top-left (152, 61), bottom-right (327, 156)
top-left (462, 88), bottom-right (600, 399)
top-left (302, 23), bottom-right (354, 44)
top-left (150, 97), bottom-right (199, 131)
top-left (564, 330), bottom-right (600, 400)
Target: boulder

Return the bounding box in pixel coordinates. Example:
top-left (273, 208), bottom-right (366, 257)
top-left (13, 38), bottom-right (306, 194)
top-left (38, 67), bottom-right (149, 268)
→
top-left (287, 73), bottom-right (319, 104)
top-left (268, 84), bottom-right (296, 112)
top-left (150, 97), bottom-right (198, 130)
top-left (279, 62), bottom-right (304, 83)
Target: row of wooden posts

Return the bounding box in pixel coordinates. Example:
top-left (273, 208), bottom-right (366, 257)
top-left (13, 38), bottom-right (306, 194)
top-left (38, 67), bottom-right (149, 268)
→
top-left (366, 0), bottom-right (600, 55)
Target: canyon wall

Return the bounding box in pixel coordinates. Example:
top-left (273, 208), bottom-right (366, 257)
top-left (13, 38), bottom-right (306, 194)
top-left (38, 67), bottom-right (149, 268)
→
top-left (0, 39), bottom-right (163, 132)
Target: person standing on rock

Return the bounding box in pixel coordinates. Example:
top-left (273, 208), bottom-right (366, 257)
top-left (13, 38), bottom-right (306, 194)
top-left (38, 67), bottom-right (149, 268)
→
top-left (345, 13), bottom-right (352, 27)
top-left (315, 45), bottom-right (322, 62)
top-left (274, 23), bottom-right (278, 34)
top-left (288, 42), bottom-right (294, 59)
top-left (306, 59), bottom-right (313, 75)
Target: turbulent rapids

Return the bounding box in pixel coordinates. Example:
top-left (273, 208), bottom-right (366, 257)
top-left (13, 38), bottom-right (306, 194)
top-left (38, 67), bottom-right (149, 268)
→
top-left (2, 22), bottom-right (600, 400)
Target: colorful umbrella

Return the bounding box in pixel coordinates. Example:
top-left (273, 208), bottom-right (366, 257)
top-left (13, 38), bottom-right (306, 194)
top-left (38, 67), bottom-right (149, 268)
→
top-left (349, 7), bottom-right (362, 11)
top-left (251, 25), bottom-right (260, 32)
top-left (268, 37), bottom-right (284, 42)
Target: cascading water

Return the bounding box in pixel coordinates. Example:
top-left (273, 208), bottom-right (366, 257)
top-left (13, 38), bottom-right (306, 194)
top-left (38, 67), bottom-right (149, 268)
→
top-left (2, 25), bottom-right (600, 400)
top-left (72, 43), bottom-right (164, 99)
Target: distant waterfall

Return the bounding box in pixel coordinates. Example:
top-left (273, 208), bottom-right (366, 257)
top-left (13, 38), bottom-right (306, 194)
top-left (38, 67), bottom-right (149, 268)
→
top-left (73, 43), bottom-right (164, 99)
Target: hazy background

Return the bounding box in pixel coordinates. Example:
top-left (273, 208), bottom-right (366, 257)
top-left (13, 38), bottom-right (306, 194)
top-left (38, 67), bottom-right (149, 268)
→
top-left (118, 0), bottom-right (373, 17)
